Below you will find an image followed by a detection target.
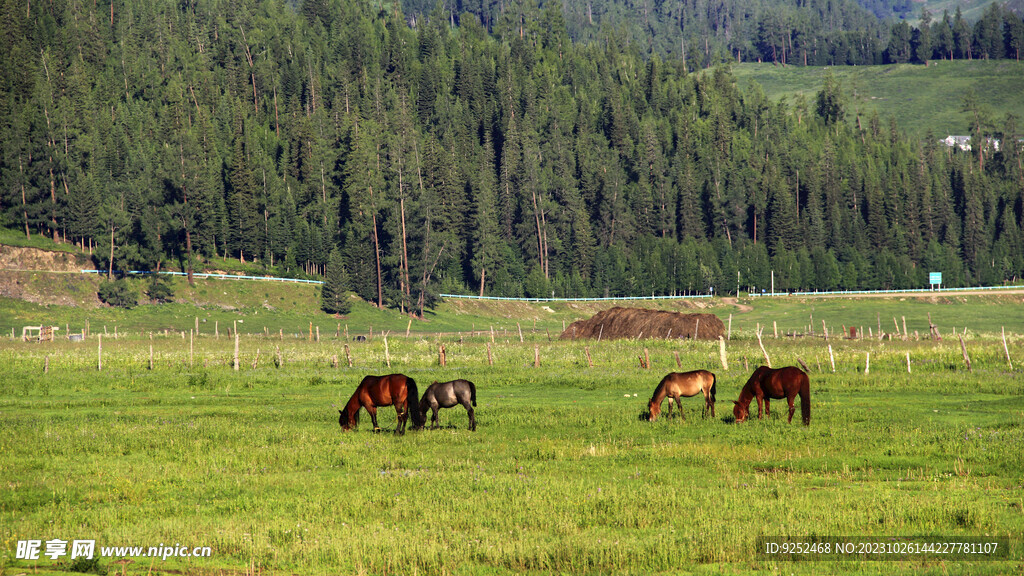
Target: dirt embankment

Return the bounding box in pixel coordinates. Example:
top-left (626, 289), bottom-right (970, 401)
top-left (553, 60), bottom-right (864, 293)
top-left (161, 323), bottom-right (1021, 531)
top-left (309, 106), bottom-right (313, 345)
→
top-left (0, 245), bottom-right (89, 272)
top-left (0, 245), bottom-right (101, 307)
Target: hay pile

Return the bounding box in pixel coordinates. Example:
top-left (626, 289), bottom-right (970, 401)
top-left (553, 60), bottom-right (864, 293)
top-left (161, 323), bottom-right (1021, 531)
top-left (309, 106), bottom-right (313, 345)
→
top-left (559, 307), bottom-right (725, 341)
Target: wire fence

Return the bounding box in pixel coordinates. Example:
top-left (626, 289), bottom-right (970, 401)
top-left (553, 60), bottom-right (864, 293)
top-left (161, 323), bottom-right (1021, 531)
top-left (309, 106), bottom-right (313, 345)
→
top-left (77, 270), bottom-right (1022, 300)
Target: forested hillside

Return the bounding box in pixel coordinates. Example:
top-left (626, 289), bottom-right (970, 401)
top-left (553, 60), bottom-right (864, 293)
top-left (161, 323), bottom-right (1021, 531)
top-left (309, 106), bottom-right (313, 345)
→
top-left (1, 0), bottom-right (1023, 315)
top-left (400, 0), bottom-right (1024, 66)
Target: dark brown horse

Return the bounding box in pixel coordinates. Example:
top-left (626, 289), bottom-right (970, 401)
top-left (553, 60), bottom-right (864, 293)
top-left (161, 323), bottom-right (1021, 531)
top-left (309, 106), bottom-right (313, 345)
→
top-left (338, 374), bottom-right (425, 434)
top-left (733, 366), bottom-right (810, 425)
top-left (647, 370), bottom-right (717, 421)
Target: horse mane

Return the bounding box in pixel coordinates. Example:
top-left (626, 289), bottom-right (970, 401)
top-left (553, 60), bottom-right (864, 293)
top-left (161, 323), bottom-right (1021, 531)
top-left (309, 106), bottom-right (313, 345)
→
top-left (649, 375), bottom-right (669, 404)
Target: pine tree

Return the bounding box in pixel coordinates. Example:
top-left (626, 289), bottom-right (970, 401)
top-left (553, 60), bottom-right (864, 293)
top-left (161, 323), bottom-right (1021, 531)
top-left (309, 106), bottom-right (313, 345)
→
top-left (321, 248), bottom-right (351, 314)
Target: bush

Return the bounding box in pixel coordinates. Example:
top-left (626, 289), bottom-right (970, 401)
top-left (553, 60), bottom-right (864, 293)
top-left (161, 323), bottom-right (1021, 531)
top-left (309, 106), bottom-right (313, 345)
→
top-left (97, 279), bottom-right (138, 309)
top-left (146, 275), bottom-right (174, 303)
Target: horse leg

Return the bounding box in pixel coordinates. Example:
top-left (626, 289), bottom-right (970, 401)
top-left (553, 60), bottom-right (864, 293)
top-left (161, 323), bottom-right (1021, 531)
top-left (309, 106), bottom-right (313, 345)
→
top-left (756, 396), bottom-right (765, 419)
top-left (395, 404), bottom-right (407, 435)
top-left (464, 400), bottom-right (476, 431)
top-left (675, 397), bottom-right (685, 421)
top-left (430, 406), bottom-right (440, 430)
top-left (367, 406), bottom-right (381, 433)
top-left (764, 398), bottom-right (771, 419)
top-left (787, 396), bottom-right (796, 424)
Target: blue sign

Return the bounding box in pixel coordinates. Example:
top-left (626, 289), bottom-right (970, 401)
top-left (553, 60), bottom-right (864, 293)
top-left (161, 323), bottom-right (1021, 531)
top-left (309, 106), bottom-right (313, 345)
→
top-left (929, 272), bottom-right (942, 285)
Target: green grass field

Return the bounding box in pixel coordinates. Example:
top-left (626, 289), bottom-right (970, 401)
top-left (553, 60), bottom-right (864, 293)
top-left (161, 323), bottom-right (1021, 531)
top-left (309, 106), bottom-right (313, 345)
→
top-left (732, 60), bottom-right (1024, 140)
top-left (1, 319), bottom-right (1022, 574)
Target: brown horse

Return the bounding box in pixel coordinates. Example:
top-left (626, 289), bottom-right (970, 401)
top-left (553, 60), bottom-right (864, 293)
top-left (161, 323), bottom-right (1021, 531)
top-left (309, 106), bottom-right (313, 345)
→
top-left (646, 370), bottom-right (717, 421)
top-left (338, 374), bottom-right (425, 434)
top-left (733, 366), bottom-right (810, 426)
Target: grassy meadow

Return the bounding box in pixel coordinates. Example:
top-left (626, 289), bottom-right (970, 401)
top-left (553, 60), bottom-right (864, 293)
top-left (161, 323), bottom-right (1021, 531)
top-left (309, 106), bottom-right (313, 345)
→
top-left (1, 300), bottom-right (1023, 575)
top-left (731, 60), bottom-right (1024, 141)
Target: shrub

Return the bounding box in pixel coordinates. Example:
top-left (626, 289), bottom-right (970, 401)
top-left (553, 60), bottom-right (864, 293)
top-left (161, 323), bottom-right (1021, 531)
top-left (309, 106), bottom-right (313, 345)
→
top-left (146, 275), bottom-right (174, 303)
top-left (97, 279), bottom-right (138, 309)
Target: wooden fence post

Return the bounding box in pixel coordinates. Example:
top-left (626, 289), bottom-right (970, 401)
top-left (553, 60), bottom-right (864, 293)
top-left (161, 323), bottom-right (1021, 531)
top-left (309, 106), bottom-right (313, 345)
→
top-left (756, 327), bottom-right (771, 367)
top-left (517, 323), bottom-right (524, 343)
top-left (487, 342), bottom-right (493, 366)
top-left (98, 334), bottom-right (102, 371)
top-left (828, 344), bottom-right (835, 373)
top-left (585, 346), bottom-right (593, 368)
top-left (233, 322), bottom-right (239, 371)
top-left (719, 336), bottom-right (728, 371)
top-left (439, 344), bottom-right (446, 367)
top-left (534, 345), bottom-right (540, 368)
top-left (865, 352), bottom-right (870, 374)
top-left (959, 334), bottom-right (972, 372)
top-left (906, 351), bottom-right (911, 373)
top-left (797, 357), bottom-right (810, 374)
top-left (344, 344), bottom-right (352, 367)
top-left (1003, 327), bottom-right (1013, 370)
top-left (384, 336), bottom-right (391, 368)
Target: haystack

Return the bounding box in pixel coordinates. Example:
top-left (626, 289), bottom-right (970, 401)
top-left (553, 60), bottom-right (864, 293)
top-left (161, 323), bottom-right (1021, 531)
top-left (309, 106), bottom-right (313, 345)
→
top-left (559, 307), bottom-right (724, 341)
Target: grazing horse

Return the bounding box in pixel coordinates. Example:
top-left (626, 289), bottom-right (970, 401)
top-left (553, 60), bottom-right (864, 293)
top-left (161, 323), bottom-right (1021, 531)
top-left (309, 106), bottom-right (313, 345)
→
top-left (338, 374), bottom-right (425, 434)
top-left (646, 370), bottom-right (717, 421)
top-left (420, 379), bottom-right (477, 431)
top-left (733, 366), bottom-right (811, 426)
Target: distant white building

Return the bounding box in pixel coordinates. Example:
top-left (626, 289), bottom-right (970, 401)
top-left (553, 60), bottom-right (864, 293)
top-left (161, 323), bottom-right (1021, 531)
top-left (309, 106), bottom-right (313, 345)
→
top-left (939, 135), bottom-right (1002, 152)
top-left (940, 135), bottom-right (972, 151)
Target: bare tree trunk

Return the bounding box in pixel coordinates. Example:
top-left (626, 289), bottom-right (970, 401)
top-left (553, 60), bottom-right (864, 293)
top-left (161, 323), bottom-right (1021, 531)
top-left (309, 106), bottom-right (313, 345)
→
top-left (20, 156), bottom-right (29, 239)
top-left (532, 188), bottom-right (545, 277)
top-left (400, 191), bottom-right (411, 308)
top-left (108, 225), bottom-right (115, 279)
top-left (372, 211), bottom-right (383, 309)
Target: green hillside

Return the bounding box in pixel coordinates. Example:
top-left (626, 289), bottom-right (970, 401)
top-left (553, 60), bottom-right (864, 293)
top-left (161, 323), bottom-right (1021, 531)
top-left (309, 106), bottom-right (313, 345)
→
top-left (732, 60), bottom-right (1024, 140)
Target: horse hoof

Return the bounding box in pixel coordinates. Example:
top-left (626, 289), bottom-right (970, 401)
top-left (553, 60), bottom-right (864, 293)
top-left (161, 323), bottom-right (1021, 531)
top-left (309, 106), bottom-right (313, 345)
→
top-left (373, 427), bottom-right (381, 433)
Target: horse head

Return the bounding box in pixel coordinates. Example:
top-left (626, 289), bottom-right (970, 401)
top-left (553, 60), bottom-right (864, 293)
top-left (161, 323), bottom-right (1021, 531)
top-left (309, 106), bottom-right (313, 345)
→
top-left (338, 408), bottom-right (358, 430)
top-left (647, 399), bottom-right (660, 422)
top-left (732, 401), bottom-right (749, 423)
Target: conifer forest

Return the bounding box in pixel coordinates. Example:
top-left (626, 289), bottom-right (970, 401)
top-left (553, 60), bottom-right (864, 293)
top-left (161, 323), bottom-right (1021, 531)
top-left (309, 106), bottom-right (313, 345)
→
top-left (2, 0), bottom-right (1024, 313)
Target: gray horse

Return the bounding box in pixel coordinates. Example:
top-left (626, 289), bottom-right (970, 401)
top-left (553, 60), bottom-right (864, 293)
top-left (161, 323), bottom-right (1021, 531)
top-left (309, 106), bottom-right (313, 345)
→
top-left (419, 379), bottom-right (477, 431)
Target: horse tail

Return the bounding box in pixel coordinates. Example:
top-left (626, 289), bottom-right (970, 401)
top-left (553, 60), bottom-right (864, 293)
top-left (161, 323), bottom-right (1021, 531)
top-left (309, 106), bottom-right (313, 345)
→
top-left (709, 373), bottom-right (717, 404)
top-left (800, 372), bottom-right (811, 426)
top-left (406, 376), bottom-right (425, 428)
top-left (469, 380), bottom-right (477, 407)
